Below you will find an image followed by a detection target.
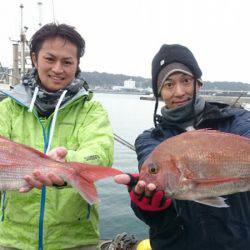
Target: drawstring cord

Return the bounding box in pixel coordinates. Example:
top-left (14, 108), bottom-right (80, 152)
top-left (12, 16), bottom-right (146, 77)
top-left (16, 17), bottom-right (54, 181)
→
top-left (153, 95), bottom-right (159, 127)
top-left (46, 90), bottom-right (67, 153)
top-left (42, 90), bottom-right (94, 220)
top-left (28, 86), bottom-right (39, 112)
top-left (38, 89), bottom-right (67, 250)
top-left (192, 78), bottom-right (198, 129)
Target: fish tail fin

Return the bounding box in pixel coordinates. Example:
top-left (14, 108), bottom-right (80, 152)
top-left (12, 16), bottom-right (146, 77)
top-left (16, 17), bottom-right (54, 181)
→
top-left (61, 162), bottom-right (123, 205)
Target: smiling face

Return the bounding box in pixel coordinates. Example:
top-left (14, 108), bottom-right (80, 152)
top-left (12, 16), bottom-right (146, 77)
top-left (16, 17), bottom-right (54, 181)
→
top-left (31, 36), bottom-right (78, 92)
top-left (160, 72), bottom-right (201, 109)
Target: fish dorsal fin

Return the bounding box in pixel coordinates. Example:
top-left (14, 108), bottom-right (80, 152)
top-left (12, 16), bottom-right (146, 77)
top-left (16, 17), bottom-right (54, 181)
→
top-left (0, 135), bottom-right (50, 159)
top-left (194, 197), bottom-right (229, 208)
top-left (187, 129), bottom-right (250, 142)
top-left (187, 129), bottom-right (217, 134)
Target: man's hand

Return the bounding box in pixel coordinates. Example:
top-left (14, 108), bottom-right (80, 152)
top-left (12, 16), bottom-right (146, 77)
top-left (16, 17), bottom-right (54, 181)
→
top-left (115, 173), bottom-right (157, 195)
top-left (114, 173), bottom-right (171, 211)
top-left (47, 147), bottom-right (68, 162)
top-left (19, 147), bottom-right (68, 193)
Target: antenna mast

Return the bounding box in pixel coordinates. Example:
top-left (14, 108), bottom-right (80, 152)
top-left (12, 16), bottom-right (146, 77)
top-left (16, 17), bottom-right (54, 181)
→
top-left (52, 0), bottom-right (56, 23)
top-left (38, 1), bottom-right (43, 27)
top-left (19, 4), bottom-right (26, 75)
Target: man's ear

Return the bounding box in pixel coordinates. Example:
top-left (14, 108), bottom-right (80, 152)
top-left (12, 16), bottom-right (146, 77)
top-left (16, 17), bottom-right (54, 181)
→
top-left (31, 52), bottom-right (38, 68)
top-left (197, 82), bottom-right (202, 91)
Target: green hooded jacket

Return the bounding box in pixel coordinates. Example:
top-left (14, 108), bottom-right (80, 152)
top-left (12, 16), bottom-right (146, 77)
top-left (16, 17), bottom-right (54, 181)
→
top-left (0, 84), bottom-right (114, 249)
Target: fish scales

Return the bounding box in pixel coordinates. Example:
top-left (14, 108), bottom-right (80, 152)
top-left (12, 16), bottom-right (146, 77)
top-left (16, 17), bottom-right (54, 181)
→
top-left (0, 136), bottom-right (122, 204)
top-left (151, 130), bottom-right (250, 178)
top-left (139, 130), bottom-right (250, 207)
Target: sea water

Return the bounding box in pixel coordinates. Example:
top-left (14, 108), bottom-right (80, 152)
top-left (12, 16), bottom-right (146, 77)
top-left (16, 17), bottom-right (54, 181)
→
top-left (93, 93), bottom-right (157, 240)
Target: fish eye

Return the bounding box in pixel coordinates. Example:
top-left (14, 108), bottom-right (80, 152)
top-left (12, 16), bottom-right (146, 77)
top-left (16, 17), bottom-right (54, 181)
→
top-left (148, 163), bottom-right (158, 174)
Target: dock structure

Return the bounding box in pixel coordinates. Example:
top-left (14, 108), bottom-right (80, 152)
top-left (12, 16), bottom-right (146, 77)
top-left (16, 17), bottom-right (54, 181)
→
top-left (140, 95), bottom-right (250, 107)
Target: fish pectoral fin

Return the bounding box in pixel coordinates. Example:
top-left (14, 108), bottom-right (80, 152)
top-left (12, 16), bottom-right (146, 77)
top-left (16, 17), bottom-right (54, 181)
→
top-left (194, 197), bottom-right (229, 208)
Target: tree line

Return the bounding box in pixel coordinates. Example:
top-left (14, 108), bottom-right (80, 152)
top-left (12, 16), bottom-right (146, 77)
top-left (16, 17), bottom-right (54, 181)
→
top-left (81, 71), bottom-right (250, 91)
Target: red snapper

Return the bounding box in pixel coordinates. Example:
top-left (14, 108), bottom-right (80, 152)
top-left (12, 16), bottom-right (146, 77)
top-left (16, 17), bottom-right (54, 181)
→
top-left (139, 130), bottom-right (250, 208)
top-left (0, 136), bottom-right (122, 205)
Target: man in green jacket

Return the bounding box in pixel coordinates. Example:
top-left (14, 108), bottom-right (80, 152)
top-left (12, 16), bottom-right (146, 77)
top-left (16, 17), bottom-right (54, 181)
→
top-left (0, 23), bottom-right (114, 250)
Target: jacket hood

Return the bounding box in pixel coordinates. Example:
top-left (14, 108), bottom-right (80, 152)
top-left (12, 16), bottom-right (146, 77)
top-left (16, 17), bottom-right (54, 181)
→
top-left (0, 83), bottom-right (91, 109)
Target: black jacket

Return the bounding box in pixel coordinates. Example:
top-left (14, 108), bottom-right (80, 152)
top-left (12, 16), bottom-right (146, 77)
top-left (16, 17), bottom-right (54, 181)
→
top-left (133, 102), bottom-right (250, 250)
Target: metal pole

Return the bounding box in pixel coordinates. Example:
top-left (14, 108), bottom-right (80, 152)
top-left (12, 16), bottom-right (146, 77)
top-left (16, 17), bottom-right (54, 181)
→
top-left (51, 0), bottom-right (56, 23)
top-left (12, 44), bottom-right (20, 85)
top-left (38, 2), bottom-right (43, 27)
top-left (20, 4), bottom-right (26, 75)
top-left (20, 4), bottom-right (23, 32)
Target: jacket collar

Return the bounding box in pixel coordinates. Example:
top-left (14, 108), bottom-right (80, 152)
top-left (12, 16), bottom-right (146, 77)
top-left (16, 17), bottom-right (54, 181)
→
top-left (156, 101), bottom-right (235, 130)
top-left (197, 102), bottom-right (235, 126)
top-left (0, 84), bottom-right (91, 109)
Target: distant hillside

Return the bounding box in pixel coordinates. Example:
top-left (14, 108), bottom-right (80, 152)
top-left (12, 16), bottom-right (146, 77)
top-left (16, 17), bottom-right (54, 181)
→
top-left (81, 71), bottom-right (250, 91)
top-left (81, 71), bottom-right (150, 89)
top-left (202, 81), bottom-right (250, 91)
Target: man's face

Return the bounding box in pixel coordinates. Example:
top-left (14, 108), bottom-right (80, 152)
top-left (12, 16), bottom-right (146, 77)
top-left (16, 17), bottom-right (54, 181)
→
top-left (160, 72), bottom-right (201, 109)
top-left (32, 36), bottom-right (78, 92)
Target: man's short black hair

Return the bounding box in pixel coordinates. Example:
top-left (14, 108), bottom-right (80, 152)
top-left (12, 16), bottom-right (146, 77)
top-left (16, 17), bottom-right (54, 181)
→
top-left (29, 23), bottom-right (85, 67)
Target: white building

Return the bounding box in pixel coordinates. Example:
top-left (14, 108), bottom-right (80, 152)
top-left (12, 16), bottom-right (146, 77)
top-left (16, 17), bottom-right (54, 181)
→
top-left (113, 86), bottom-right (123, 90)
top-left (124, 79), bottom-right (136, 89)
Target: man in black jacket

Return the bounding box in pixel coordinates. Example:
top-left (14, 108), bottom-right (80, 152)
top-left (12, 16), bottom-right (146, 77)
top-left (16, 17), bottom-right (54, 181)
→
top-left (115, 44), bottom-right (250, 250)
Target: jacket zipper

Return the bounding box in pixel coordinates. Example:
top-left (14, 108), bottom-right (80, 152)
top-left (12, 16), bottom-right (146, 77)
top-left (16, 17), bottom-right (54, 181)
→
top-left (1, 191), bottom-right (6, 222)
top-left (38, 119), bottom-right (51, 250)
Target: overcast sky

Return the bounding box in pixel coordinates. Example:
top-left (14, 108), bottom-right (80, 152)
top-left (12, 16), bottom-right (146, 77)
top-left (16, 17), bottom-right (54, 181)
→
top-left (1, 0), bottom-right (250, 83)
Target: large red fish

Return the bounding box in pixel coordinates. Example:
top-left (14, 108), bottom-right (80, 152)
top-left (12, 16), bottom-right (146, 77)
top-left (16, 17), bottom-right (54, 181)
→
top-left (139, 130), bottom-right (250, 208)
top-left (0, 136), bottom-right (122, 205)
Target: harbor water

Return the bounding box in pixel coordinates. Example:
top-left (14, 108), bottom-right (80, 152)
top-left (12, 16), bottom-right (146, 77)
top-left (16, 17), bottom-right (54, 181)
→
top-left (93, 93), bottom-right (158, 240)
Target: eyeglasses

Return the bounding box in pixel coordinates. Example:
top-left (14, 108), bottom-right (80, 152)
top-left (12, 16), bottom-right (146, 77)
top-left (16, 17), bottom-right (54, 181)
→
top-left (158, 75), bottom-right (195, 95)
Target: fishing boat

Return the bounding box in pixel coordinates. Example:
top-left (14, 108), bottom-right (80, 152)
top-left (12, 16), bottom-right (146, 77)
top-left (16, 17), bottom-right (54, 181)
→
top-left (139, 92), bottom-right (250, 108)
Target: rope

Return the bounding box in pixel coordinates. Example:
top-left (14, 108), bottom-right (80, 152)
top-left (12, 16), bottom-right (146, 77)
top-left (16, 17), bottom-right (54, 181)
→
top-left (99, 232), bottom-right (138, 250)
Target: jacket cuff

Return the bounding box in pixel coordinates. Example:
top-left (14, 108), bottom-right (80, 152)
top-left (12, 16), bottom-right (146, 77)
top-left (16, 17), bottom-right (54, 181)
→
top-left (52, 181), bottom-right (68, 189)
